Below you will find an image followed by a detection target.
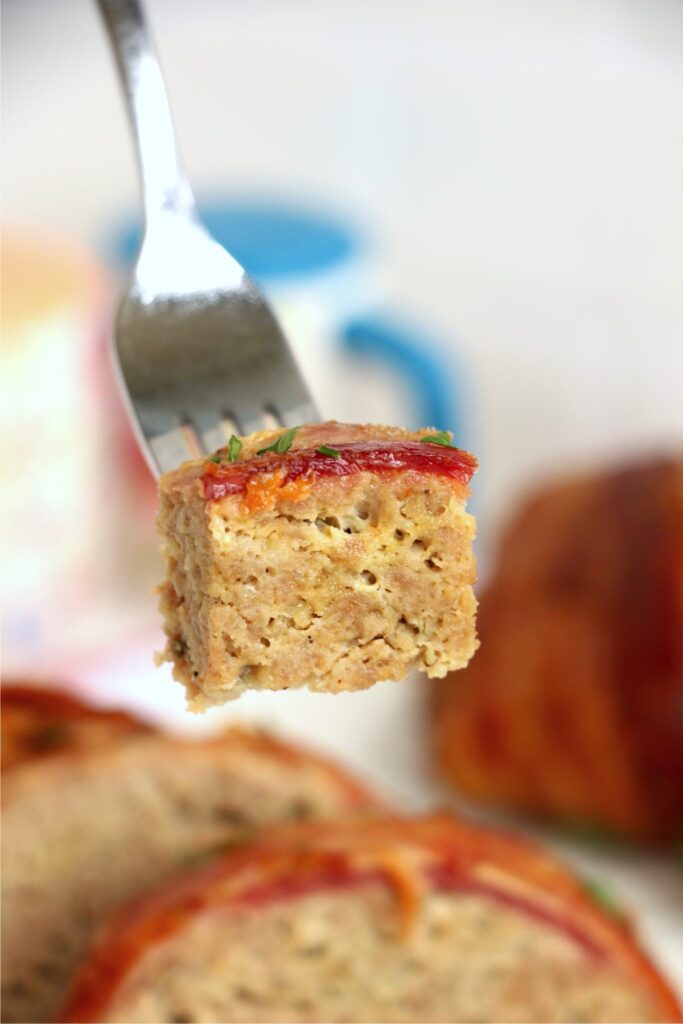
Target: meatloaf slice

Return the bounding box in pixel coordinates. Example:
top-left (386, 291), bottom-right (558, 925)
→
top-left (157, 421), bottom-right (478, 708)
top-left (62, 815), bottom-right (680, 1024)
top-left (1, 725), bottom-right (376, 1024)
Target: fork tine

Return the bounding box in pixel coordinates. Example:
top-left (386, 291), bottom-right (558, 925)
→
top-left (221, 413), bottom-right (243, 436)
top-left (261, 408), bottom-right (283, 431)
top-left (150, 429), bottom-right (199, 476)
top-left (280, 400), bottom-right (320, 429)
top-left (199, 423), bottom-right (228, 455)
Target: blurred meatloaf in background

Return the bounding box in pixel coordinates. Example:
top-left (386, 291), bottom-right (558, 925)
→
top-left (1, 682), bottom-right (152, 772)
top-left (432, 456), bottom-right (683, 843)
top-left (61, 814), bottom-right (681, 1024)
top-left (1, 684), bottom-right (377, 1024)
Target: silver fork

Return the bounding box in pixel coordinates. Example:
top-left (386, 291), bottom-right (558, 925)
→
top-left (97, 0), bottom-right (319, 476)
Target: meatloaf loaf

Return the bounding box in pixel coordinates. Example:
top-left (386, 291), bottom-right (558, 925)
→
top-left (1, 681), bottom-right (151, 772)
top-left (1, 692), bottom-right (376, 1024)
top-left (62, 815), bottom-right (680, 1024)
top-left (432, 456), bottom-right (683, 843)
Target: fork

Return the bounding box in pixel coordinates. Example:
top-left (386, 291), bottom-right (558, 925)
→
top-left (96, 0), bottom-right (319, 476)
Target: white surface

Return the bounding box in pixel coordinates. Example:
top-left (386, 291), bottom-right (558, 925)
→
top-left (4, 0), bottom-right (683, 534)
top-left (4, 0), bottom-right (682, 998)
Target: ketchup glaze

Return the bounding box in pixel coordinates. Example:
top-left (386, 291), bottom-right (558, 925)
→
top-left (202, 440), bottom-right (477, 502)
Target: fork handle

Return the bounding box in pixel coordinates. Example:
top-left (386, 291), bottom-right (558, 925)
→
top-left (96, 0), bottom-right (196, 227)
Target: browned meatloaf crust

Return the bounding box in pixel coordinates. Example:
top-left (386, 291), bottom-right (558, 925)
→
top-left (62, 814), bottom-right (681, 1024)
top-left (432, 456), bottom-right (683, 843)
top-left (1, 682), bottom-right (152, 772)
top-left (157, 422), bottom-right (478, 707)
top-left (1, 708), bottom-right (377, 1024)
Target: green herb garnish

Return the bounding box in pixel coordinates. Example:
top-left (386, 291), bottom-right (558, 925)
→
top-left (316, 445), bottom-right (341, 459)
top-left (420, 431), bottom-right (454, 448)
top-left (33, 723), bottom-right (69, 750)
top-left (582, 879), bottom-right (624, 920)
top-left (674, 836), bottom-right (683, 866)
top-left (211, 434), bottom-right (242, 464)
top-left (257, 427), bottom-right (299, 456)
top-left (227, 434), bottom-right (242, 462)
top-left (557, 816), bottom-right (623, 848)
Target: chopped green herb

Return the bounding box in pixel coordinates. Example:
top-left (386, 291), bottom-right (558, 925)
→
top-left (420, 431), bottom-right (454, 448)
top-left (582, 879), bottom-right (624, 920)
top-left (227, 434), bottom-right (242, 462)
top-left (674, 835), bottom-right (683, 866)
top-left (211, 435), bottom-right (242, 464)
top-left (557, 816), bottom-right (622, 848)
top-left (257, 427), bottom-right (299, 456)
top-left (33, 723), bottom-right (69, 750)
top-left (316, 445), bottom-right (341, 459)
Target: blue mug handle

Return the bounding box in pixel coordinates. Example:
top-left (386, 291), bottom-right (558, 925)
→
top-left (339, 314), bottom-right (464, 443)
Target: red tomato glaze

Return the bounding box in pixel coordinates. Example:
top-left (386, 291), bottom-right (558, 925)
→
top-left (62, 860), bottom-right (610, 1024)
top-left (202, 441), bottom-right (478, 502)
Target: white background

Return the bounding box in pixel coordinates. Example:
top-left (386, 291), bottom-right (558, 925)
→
top-left (3, 0), bottom-right (683, 996)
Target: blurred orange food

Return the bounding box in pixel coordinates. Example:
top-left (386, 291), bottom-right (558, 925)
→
top-left (1, 682), bottom-right (152, 773)
top-left (1, 231), bottom-right (158, 674)
top-left (433, 456), bottom-right (683, 844)
top-left (1, 233), bottom-right (105, 331)
top-left (62, 814), bottom-right (681, 1023)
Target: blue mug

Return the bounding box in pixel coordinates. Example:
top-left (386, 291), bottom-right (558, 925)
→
top-left (106, 198), bottom-right (466, 442)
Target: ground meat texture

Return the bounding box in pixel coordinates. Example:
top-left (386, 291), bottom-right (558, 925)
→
top-left (157, 422), bottom-right (478, 707)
